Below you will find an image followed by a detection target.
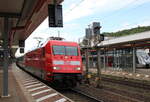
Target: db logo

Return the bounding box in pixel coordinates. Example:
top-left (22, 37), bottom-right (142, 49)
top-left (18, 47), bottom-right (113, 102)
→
top-left (65, 56), bottom-right (68, 59)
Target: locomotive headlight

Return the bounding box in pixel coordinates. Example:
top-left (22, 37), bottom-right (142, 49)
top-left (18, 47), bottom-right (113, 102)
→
top-left (75, 67), bottom-right (81, 70)
top-left (53, 67), bottom-right (60, 70)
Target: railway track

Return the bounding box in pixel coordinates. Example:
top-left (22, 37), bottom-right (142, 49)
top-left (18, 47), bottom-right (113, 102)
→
top-left (102, 76), bottom-right (150, 90)
top-left (74, 85), bottom-right (150, 102)
top-left (58, 89), bottom-right (104, 102)
top-left (70, 89), bottom-right (104, 102)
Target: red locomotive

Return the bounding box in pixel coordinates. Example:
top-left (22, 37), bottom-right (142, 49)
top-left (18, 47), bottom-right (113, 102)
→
top-left (23, 40), bottom-right (82, 88)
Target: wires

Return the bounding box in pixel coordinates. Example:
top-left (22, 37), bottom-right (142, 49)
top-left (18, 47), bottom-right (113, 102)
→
top-left (102, 0), bottom-right (141, 20)
top-left (101, 0), bottom-right (149, 29)
top-left (66, 0), bottom-right (86, 13)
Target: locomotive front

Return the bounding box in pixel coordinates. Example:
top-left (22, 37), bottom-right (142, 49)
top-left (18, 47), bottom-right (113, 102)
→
top-left (45, 41), bottom-right (83, 88)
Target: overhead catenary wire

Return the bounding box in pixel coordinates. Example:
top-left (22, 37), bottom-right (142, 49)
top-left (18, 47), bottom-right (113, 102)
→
top-left (66, 0), bottom-right (140, 17)
top-left (101, 0), bottom-right (150, 31)
top-left (101, 0), bottom-right (142, 21)
top-left (64, 0), bottom-right (149, 33)
top-left (66, 0), bottom-right (147, 28)
top-left (65, 0), bottom-right (87, 14)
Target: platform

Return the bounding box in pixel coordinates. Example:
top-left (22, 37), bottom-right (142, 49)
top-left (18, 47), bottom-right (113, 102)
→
top-left (88, 68), bottom-right (150, 81)
top-left (0, 63), bottom-right (73, 102)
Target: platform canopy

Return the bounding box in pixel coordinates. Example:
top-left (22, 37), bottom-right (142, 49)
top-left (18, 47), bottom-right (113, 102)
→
top-left (98, 31), bottom-right (150, 50)
top-left (0, 0), bottom-right (63, 49)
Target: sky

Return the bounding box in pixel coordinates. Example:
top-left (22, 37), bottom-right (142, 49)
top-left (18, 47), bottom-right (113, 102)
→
top-left (21, 0), bottom-right (150, 55)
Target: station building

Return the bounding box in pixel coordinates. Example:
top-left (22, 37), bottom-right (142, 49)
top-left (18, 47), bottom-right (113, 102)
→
top-left (83, 31), bottom-right (150, 75)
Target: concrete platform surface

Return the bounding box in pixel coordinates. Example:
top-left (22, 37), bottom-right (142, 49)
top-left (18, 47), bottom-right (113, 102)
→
top-left (0, 65), bottom-right (28, 102)
top-left (0, 63), bottom-right (73, 102)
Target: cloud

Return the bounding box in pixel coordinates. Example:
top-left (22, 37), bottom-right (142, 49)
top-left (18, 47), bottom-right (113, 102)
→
top-left (63, 0), bottom-right (150, 22)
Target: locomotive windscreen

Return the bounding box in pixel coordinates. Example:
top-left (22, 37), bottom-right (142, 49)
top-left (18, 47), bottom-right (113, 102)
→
top-left (66, 46), bottom-right (78, 56)
top-left (53, 46), bottom-right (78, 56)
top-left (53, 46), bottom-right (65, 55)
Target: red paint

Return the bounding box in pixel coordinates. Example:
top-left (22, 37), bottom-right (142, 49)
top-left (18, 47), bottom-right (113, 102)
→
top-left (25, 40), bottom-right (83, 82)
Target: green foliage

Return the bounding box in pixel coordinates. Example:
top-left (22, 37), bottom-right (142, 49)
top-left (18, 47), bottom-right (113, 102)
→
top-left (102, 26), bottom-right (150, 37)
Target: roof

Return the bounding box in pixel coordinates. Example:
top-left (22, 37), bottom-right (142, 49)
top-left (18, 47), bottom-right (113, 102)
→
top-left (0, 0), bottom-right (63, 40)
top-left (98, 31), bottom-right (150, 47)
top-left (0, 0), bottom-right (63, 55)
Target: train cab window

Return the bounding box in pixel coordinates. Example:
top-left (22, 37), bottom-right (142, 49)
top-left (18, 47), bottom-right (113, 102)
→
top-left (66, 46), bottom-right (78, 56)
top-left (53, 46), bottom-right (65, 55)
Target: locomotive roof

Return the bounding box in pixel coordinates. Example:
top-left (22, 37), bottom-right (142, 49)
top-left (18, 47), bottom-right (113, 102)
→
top-left (48, 40), bottom-right (78, 45)
top-left (24, 40), bottom-right (78, 55)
